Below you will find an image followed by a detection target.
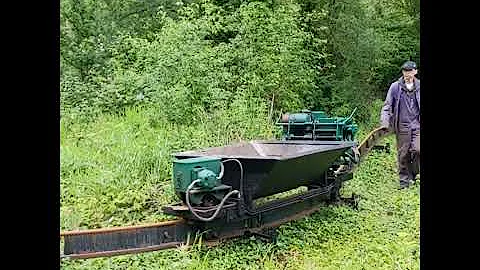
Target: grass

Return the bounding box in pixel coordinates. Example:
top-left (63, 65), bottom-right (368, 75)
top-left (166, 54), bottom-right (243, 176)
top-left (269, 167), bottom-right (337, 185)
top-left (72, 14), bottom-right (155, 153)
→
top-left (60, 103), bottom-right (419, 270)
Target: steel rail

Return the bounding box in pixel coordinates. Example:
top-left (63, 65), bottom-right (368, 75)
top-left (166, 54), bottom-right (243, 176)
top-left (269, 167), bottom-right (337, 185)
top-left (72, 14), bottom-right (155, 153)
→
top-left (357, 127), bottom-right (390, 159)
top-left (60, 242), bottom-right (184, 260)
top-left (334, 127), bottom-right (390, 175)
top-left (60, 206), bottom-right (327, 259)
top-left (60, 219), bottom-right (182, 236)
top-left (60, 219), bottom-right (189, 259)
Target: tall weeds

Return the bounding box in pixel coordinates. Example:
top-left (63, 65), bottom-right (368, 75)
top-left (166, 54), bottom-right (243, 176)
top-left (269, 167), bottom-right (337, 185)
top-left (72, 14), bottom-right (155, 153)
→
top-left (60, 101), bottom-right (276, 230)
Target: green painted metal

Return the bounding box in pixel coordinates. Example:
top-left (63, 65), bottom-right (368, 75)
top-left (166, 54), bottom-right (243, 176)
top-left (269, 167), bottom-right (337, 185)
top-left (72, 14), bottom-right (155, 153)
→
top-left (286, 113), bottom-right (311, 123)
top-left (277, 108), bottom-right (358, 141)
top-left (173, 157), bottom-right (221, 192)
top-left (192, 167), bottom-right (218, 189)
top-left (172, 156), bottom-right (232, 205)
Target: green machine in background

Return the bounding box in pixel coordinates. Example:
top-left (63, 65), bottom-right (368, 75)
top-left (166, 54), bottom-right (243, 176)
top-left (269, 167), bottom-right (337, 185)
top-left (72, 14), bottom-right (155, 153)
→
top-left (172, 109), bottom-right (359, 212)
top-left (277, 108), bottom-right (358, 141)
top-left (169, 108), bottom-right (360, 222)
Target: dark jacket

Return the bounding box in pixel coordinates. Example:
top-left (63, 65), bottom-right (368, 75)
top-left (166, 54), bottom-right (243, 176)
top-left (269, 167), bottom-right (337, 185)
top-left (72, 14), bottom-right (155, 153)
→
top-left (380, 77), bottom-right (420, 133)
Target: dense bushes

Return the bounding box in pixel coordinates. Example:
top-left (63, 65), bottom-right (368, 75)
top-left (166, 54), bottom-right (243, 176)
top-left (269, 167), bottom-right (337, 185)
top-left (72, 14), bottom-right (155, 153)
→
top-left (294, 0), bottom-right (420, 121)
top-left (61, 0), bottom-right (419, 124)
top-left (61, 1), bottom-right (319, 122)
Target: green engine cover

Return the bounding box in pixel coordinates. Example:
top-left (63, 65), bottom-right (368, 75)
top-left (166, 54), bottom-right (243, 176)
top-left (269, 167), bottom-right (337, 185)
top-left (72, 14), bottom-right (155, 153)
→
top-left (173, 157), bottom-right (221, 192)
top-left (286, 113), bottom-right (312, 123)
top-left (277, 108), bottom-right (358, 141)
top-left (192, 167), bottom-right (218, 189)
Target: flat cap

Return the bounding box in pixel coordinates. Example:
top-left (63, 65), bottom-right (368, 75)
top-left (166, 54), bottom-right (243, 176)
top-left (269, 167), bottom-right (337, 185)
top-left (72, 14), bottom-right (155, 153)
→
top-left (401, 61), bottom-right (417, 71)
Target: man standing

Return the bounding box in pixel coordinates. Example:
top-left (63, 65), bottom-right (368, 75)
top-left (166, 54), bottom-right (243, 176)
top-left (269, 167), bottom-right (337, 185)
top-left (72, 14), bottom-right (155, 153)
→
top-left (380, 61), bottom-right (420, 189)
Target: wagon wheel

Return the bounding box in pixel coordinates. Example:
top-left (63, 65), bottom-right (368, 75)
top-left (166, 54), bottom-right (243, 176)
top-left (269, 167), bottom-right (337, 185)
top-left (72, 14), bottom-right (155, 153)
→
top-left (246, 228), bottom-right (278, 243)
top-left (329, 181), bottom-right (342, 203)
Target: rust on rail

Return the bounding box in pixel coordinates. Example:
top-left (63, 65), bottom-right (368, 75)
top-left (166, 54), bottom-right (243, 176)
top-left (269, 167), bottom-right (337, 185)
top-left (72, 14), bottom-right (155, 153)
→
top-left (61, 242), bottom-right (183, 259)
top-left (357, 127), bottom-right (389, 158)
top-left (60, 219), bottom-right (183, 237)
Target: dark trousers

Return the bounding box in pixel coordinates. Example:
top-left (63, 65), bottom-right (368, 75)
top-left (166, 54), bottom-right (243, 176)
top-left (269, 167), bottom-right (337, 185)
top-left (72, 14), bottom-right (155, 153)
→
top-left (396, 128), bottom-right (420, 185)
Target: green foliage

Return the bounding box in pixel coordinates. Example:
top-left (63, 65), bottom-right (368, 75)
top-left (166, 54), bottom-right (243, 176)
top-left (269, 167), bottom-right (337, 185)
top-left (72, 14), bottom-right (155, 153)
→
top-left (290, 0), bottom-right (420, 123)
top-left (60, 0), bottom-right (194, 117)
top-left (62, 0), bottom-right (325, 122)
top-left (61, 0), bottom-right (419, 125)
top-left (366, 0), bottom-right (421, 87)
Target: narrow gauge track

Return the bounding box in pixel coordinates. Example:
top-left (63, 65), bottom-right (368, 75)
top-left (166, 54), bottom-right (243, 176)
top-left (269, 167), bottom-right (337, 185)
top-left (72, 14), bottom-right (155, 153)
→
top-left (60, 127), bottom-right (389, 260)
top-left (61, 206), bottom-right (326, 259)
top-left (60, 220), bottom-right (186, 259)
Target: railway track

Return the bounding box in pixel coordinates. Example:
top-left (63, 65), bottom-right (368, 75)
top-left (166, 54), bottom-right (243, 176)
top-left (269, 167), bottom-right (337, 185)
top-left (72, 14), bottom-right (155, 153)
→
top-left (61, 206), bottom-right (325, 259)
top-left (60, 127), bottom-right (389, 260)
top-left (60, 220), bottom-right (187, 259)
